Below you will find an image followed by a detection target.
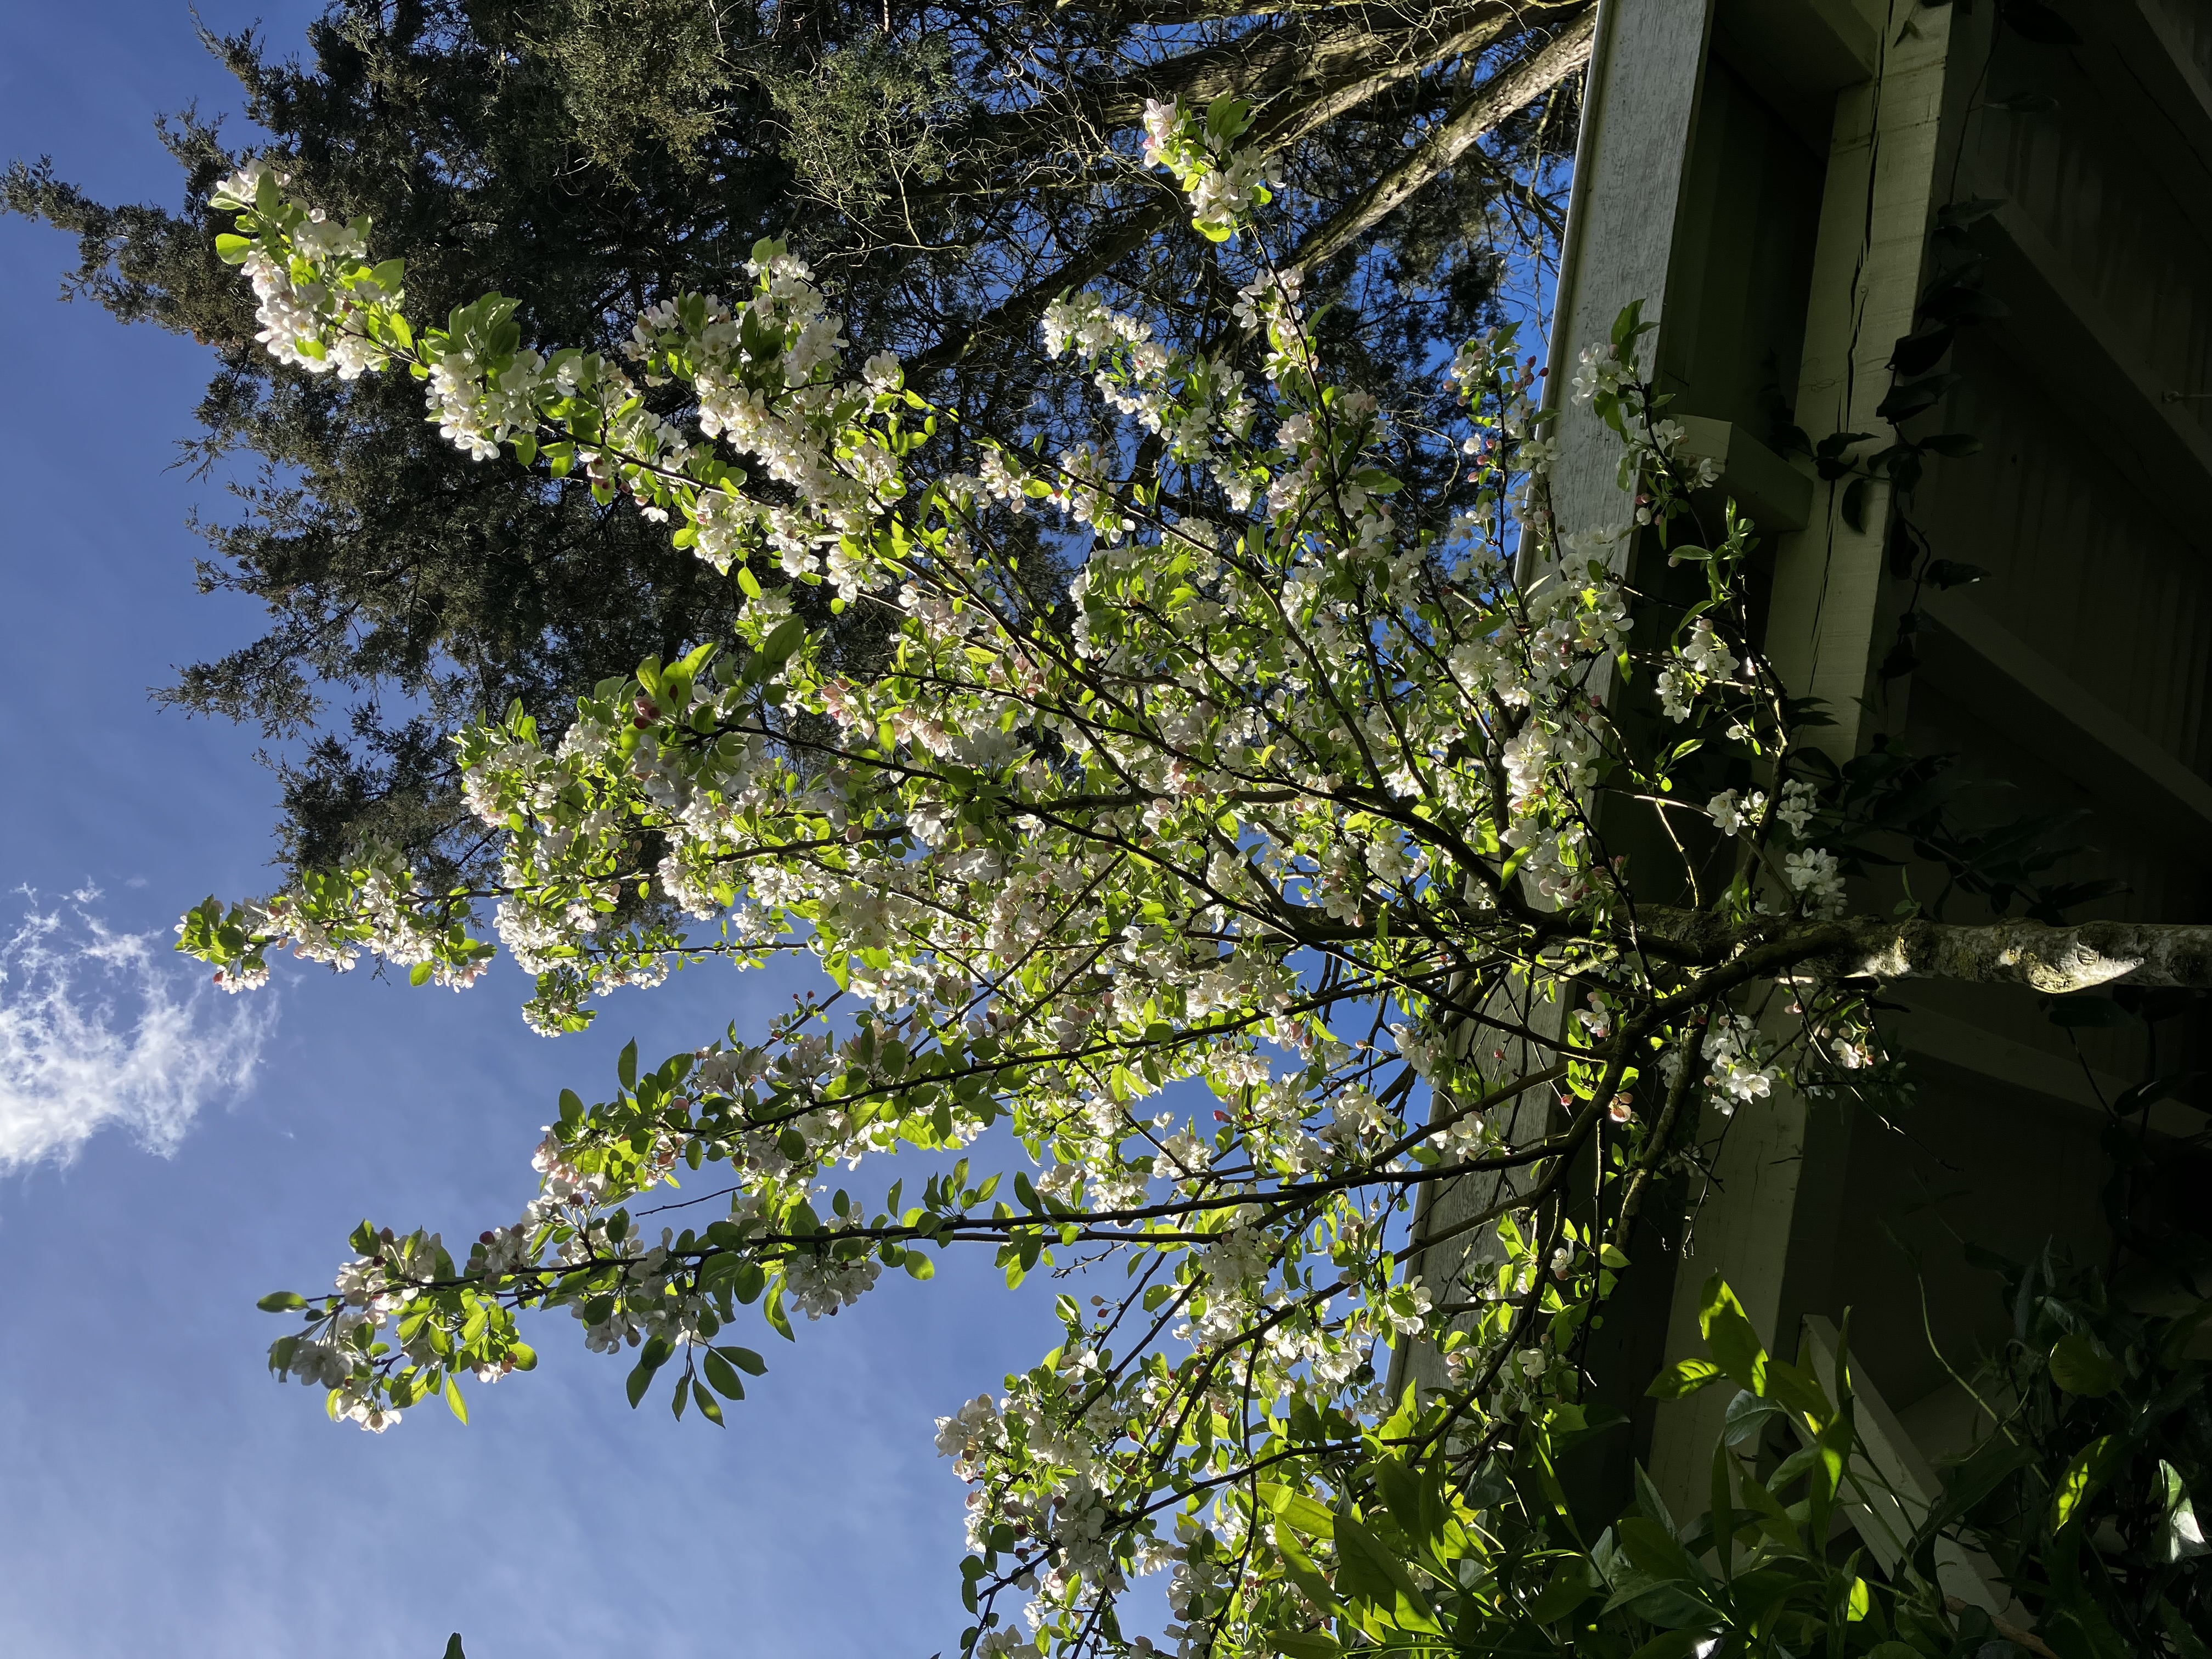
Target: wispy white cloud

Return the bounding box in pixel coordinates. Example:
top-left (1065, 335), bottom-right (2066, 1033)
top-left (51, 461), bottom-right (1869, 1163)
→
top-left (0, 889), bottom-right (269, 1171)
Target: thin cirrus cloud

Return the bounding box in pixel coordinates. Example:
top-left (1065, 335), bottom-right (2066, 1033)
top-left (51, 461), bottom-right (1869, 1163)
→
top-left (0, 889), bottom-right (269, 1171)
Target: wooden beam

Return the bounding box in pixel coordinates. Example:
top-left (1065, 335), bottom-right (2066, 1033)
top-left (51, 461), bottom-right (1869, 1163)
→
top-left (1543, 0), bottom-right (1719, 544)
top-left (1879, 996), bottom-right (2200, 1137)
top-left (2061, 0), bottom-right (2212, 251)
top-left (1976, 204), bottom-right (2212, 553)
top-left (1649, 3), bottom-right (1959, 1521)
top-left (2100, 1), bottom-right (2212, 176)
top-left (1762, 5), bottom-right (1957, 759)
top-left (1647, 1082), bottom-right (1818, 1516)
top-left (1917, 588), bottom-right (2212, 835)
top-left (1711, 0), bottom-right (1878, 150)
top-left (1678, 415), bottom-right (1815, 531)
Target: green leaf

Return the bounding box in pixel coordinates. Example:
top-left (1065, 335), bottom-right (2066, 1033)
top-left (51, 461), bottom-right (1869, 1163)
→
top-left (1723, 1388), bottom-right (1786, 1447)
top-left (2115, 1071), bottom-right (2204, 1119)
top-left (443, 1637), bottom-right (467, 1659)
top-left (1762, 1357), bottom-right (1836, 1430)
top-left (1805, 1405), bottom-right (1854, 1544)
top-left (1374, 1458), bottom-right (1438, 1555)
top-left (904, 1249), bottom-right (935, 1280)
top-left (1618, 1515), bottom-right (1707, 1590)
top-left (2156, 1598), bottom-right (2212, 1659)
top-left (1633, 1463), bottom-right (1679, 1539)
top-left (1628, 1630), bottom-right (1709, 1659)
top-left (1257, 1483), bottom-right (1337, 1539)
top-left (624, 1335), bottom-right (672, 1408)
top-left (1523, 1559), bottom-right (1602, 1623)
top-left (1734, 1469), bottom-right (1803, 1551)
top-left (692, 1379), bottom-right (725, 1426)
top-left (703, 1350), bottom-right (747, 1401)
top-left (617, 1039), bottom-right (639, 1090)
top-left (1647, 1358), bottom-right (1726, 1399)
top-left (1931, 1437), bottom-right (2034, 1532)
top-left (1697, 1278), bottom-right (1769, 1396)
top-left (2050, 1435), bottom-right (2118, 1532)
top-left (2158, 1460), bottom-right (2209, 1562)
top-left (257, 1291), bottom-right (308, 1313)
top-left (213, 233), bottom-right (253, 265)
top-left (408, 960), bottom-right (435, 986)
top-left (760, 617), bottom-right (807, 665)
top-left (1272, 1521), bottom-right (1341, 1613)
top-left (1923, 558), bottom-right (1988, 588)
top-left (2048, 1333), bottom-right (2120, 1396)
top-left (445, 1375), bottom-right (468, 1424)
top-left (718, 1345), bottom-right (767, 1376)
top-left (1842, 477), bottom-right (1871, 533)
top-left (1331, 1515), bottom-right (1443, 1634)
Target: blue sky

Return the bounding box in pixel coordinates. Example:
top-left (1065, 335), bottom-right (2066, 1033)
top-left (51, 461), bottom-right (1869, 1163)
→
top-left (0, 7), bottom-right (1060, 1654)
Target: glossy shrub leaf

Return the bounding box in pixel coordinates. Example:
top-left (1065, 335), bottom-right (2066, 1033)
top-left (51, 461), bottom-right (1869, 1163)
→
top-left (2048, 1334), bottom-right (2119, 1397)
top-left (2050, 1436), bottom-right (2118, 1532)
top-left (1647, 1358), bottom-right (1726, 1400)
top-left (2159, 1461), bottom-right (2210, 1562)
top-left (1697, 1278), bottom-right (1769, 1396)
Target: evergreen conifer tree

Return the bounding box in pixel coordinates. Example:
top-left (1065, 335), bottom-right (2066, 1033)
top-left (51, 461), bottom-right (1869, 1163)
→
top-left (4, 0), bottom-right (1593, 887)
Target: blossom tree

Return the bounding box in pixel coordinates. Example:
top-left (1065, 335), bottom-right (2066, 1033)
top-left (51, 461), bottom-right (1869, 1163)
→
top-left (177, 112), bottom-right (2212, 1659)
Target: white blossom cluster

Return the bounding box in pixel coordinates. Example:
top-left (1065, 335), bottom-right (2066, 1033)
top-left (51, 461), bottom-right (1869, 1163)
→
top-left (1138, 96), bottom-right (1283, 239)
top-left (210, 161), bottom-right (397, 379)
top-left (1708, 777), bottom-right (1843, 917)
top-left (1694, 1014), bottom-right (1780, 1114)
top-left (188, 167), bottom-right (1905, 1659)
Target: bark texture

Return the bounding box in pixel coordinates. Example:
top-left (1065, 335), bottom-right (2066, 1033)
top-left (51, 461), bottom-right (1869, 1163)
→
top-left (1634, 910), bottom-right (2212, 994)
top-left (1831, 917), bottom-right (2212, 994)
top-left (1292, 7), bottom-right (1598, 270)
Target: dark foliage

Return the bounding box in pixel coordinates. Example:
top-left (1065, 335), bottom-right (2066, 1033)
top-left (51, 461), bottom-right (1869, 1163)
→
top-left (4, 0), bottom-right (1589, 885)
